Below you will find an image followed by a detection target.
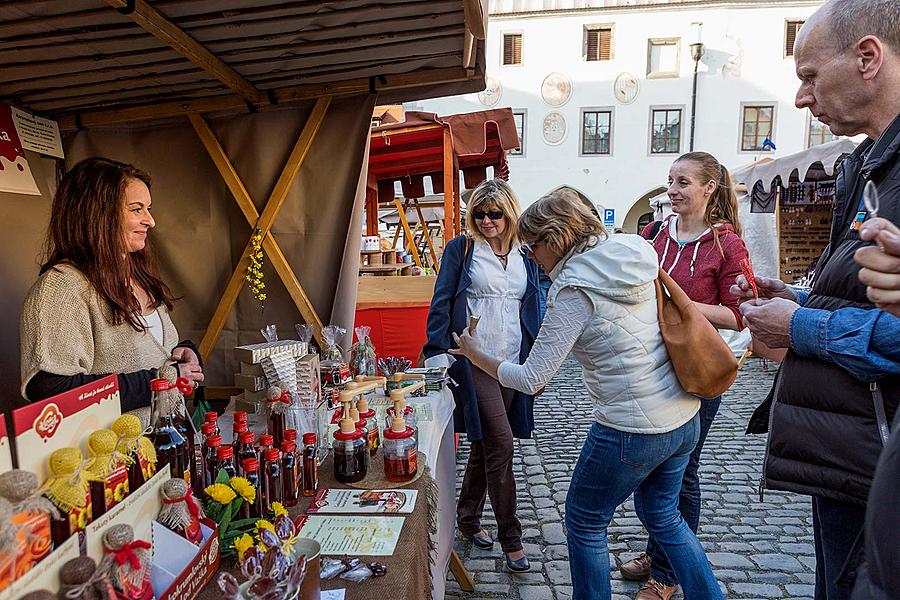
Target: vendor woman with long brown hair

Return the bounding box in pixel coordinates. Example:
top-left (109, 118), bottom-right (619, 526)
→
top-left (20, 157), bottom-right (204, 411)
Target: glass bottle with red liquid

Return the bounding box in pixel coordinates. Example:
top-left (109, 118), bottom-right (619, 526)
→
top-left (280, 441), bottom-right (299, 507)
top-left (203, 435), bottom-right (222, 487)
top-left (267, 387), bottom-right (291, 447)
top-left (258, 434), bottom-right (274, 455)
top-left (198, 422), bottom-right (216, 485)
top-left (301, 433), bottom-right (318, 497)
top-left (332, 398), bottom-right (368, 484)
top-left (148, 378), bottom-right (190, 481)
top-left (240, 458), bottom-right (262, 519)
top-left (262, 448), bottom-right (283, 514)
top-left (216, 445), bottom-right (237, 479)
top-left (232, 420), bottom-right (248, 443)
top-left (236, 431), bottom-right (257, 476)
top-left (284, 429), bottom-right (298, 446)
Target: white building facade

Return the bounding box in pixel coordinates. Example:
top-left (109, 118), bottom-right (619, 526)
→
top-left (407, 0), bottom-right (832, 232)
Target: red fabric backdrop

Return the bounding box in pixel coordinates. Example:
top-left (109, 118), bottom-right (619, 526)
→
top-left (354, 306), bottom-right (430, 364)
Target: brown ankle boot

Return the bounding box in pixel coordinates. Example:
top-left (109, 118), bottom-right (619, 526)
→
top-left (620, 552), bottom-right (652, 581)
top-left (635, 578), bottom-right (676, 600)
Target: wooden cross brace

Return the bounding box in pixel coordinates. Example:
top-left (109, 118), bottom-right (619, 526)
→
top-left (189, 97), bottom-right (331, 360)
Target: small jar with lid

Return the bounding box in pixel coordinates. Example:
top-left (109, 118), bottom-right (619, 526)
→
top-left (383, 423), bottom-right (418, 483)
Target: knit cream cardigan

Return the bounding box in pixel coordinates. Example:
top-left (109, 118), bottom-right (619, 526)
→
top-left (20, 263), bottom-right (178, 399)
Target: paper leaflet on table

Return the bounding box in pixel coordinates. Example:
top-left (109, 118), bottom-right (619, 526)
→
top-left (294, 515), bottom-right (405, 556)
top-left (306, 488), bottom-right (418, 514)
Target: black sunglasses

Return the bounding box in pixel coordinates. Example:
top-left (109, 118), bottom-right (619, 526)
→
top-left (472, 209), bottom-right (504, 220)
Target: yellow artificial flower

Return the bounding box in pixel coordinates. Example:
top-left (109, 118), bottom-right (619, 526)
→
top-left (256, 519), bottom-right (275, 535)
top-left (271, 501), bottom-right (288, 518)
top-left (229, 476), bottom-right (256, 504)
top-left (205, 483), bottom-right (237, 505)
top-left (233, 533), bottom-right (255, 560)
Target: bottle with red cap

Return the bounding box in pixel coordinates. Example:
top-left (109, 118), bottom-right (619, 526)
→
top-left (204, 411), bottom-right (221, 437)
top-left (148, 378), bottom-right (191, 481)
top-left (233, 411), bottom-right (248, 429)
top-left (240, 458), bottom-right (262, 519)
top-left (262, 448), bottom-right (283, 514)
top-left (203, 435), bottom-right (222, 487)
top-left (199, 422), bottom-right (216, 484)
top-left (333, 398), bottom-right (368, 484)
top-left (236, 431), bottom-right (257, 476)
top-left (258, 433), bottom-right (274, 456)
top-left (280, 441), bottom-right (299, 507)
top-left (301, 433), bottom-right (318, 497)
top-left (216, 446), bottom-right (237, 479)
top-left (232, 420), bottom-right (248, 440)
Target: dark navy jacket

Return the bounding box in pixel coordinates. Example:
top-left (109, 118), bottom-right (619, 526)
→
top-left (423, 235), bottom-right (542, 442)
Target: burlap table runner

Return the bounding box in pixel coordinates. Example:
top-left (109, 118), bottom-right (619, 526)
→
top-left (196, 453), bottom-right (437, 600)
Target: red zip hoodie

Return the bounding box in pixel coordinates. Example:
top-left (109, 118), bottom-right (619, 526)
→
top-left (641, 214), bottom-right (748, 330)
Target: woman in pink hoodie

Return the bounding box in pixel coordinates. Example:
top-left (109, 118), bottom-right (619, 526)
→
top-left (624, 151), bottom-right (749, 600)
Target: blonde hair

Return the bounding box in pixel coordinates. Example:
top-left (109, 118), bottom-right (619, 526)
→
top-left (465, 179), bottom-right (521, 248)
top-left (518, 188), bottom-right (607, 257)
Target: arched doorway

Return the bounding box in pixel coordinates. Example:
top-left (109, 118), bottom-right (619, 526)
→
top-left (623, 186), bottom-right (667, 234)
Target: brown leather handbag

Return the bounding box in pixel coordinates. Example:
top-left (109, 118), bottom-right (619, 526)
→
top-left (655, 268), bottom-right (738, 398)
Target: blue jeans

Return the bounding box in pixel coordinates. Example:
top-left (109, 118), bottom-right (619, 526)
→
top-left (647, 396), bottom-right (722, 585)
top-left (565, 415), bottom-right (722, 600)
top-left (813, 496), bottom-right (866, 600)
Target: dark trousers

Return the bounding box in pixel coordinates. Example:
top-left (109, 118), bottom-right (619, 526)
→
top-left (813, 496), bottom-right (866, 600)
top-left (457, 367), bottom-right (523, 553)
top-left (647, 396), bottom-right (722, 585)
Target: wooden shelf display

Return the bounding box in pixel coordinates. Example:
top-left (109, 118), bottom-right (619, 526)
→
top-left (779, 179), bottom-right (835, 285)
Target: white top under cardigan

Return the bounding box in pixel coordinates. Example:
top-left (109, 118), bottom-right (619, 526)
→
top-left (466, 240), bottom-right (527, 366)
top-left (497, 234), bottom-right (698, 434)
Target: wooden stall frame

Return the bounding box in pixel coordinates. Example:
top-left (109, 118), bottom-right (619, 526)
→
top-left (189, 97), bottom-right (331, 358)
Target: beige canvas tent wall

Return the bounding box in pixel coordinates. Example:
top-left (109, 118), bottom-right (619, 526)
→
top-left (0, 0), bottom-right (488, 412)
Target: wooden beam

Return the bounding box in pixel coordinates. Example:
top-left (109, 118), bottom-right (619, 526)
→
top-left (413, 200), bottom-right (440, 273)
top-left (193, 99), bottom-right (330, 358)
top-left (395, 199), bottom-right (423, 268)
top-left (463, 30), bottom-right (477, 69)
top-left (463, 0), bottom-right (487, 39)
top-left (104, 0), bottom-right (261, 103)
top-left (365, 188), bottom-right (379, 236)
top-left (449, 550), bottom-right (475, 592)
top-left (56, 67), bottom-right (475, 130)
top-left (442, 127), bottom-right (454, 238)
top-left (453, 153), bottom-right (462, 236)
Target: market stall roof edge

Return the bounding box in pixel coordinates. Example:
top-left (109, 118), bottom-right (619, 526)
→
top-left (732, 138), bottom-right (859, 193)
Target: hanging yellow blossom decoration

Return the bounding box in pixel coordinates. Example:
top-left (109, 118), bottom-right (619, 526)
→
top-left (229, 476), bottom-right (256, 504)
top-left (246, 228), bottom-right (266, 305)
top-left (233, 533), bottom-right (255, 561)
top-left (204, 482), bottom-right (237, 505)
top-left (271, 502), bottom-right (288, 518)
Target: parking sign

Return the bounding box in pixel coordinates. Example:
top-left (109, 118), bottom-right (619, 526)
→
top-left (603, 208), bottom-right (615, 226)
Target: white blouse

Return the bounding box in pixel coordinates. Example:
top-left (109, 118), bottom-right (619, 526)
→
top-left (140, 310), bottom-right (164, 344)
top-left (466, 240), bottom-right (527, 365)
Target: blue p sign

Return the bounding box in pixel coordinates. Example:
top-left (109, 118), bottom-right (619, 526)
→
top-left (603, 208), bottom-right (615, 226)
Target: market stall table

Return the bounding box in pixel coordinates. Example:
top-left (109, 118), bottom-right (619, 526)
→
top-left (206, 386), bottom-right (457, 600)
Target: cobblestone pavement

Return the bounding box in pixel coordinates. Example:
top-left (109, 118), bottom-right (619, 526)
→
top-left (446, 358), bottom-right (818, 600)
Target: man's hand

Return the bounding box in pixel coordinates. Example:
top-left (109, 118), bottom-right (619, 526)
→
top-left (171, 346), bottom-right (204, 385)
top-left (448, 327), bottom-right (479, 360)
top-left (739, 298), bottom-right (800, 349)
top-left (731, 274), bottom-right (797, 304)
top-left (856, 218), bottom-right (900, 317)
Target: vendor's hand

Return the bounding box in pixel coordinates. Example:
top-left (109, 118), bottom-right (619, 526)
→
top-left (856, 218), bottom-right (900, 316)
top-left (448, 327), bottom-right (480, 359)
top-left (171, 346), bottom-right (200, 366)
top-left (739, 298), bottom-right (799, 349)
top-left (730, 274), bottom-right (797, 303)
top-left (172, 347), bottom-right (204, 386)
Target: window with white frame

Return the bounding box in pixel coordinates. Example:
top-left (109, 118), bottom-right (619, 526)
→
top-left (510, 111), bottom-right (526, 156)
top-left (581, 110), bottom-right (612, 155)
top-left (647, 38), bottom-right (680, 78)
top-left (502, 33), bottom-right (522, 65)
top-left (585, 26), bottom-right (613, 61)
top-left (650, 108), bottom-right (682, 154)
top-left (741, 104), bottom-right (775, 151)
top-left (807, 115), bottom-right (836, 148)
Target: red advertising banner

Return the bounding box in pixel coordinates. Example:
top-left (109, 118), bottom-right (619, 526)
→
top-left (0, 102), bottom-right (40, 196)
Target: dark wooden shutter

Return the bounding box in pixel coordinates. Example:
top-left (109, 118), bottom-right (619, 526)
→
top-left (586, 28), bottom-right (611, 61)
top-left (503, 34), bottom-right (522, 65)
top-left (785, 20), bottom-right (803, 56)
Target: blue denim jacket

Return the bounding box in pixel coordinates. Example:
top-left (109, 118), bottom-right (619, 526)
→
top-left (790, 288), bottom-right (900, 382)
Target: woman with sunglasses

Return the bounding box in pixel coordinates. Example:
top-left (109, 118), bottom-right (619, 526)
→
top-left (422, 178), bottom-right (542, 572)
top-left (450, 189), bottom-right (721, 600)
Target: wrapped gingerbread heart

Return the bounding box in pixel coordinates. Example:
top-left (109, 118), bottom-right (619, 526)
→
top-left (86, 429), bottom-right (132, 519)
top-left (60, 555), bottom-right (116, 600)
top-left (111, 414), bottom-right (158, 491)
top-left (158, 478), bottom-right (205, 545)
top-left (98, 524), bottom-right (153, 600)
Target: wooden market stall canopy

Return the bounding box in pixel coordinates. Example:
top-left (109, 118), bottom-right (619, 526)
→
top-left (0, 0), bottom-right (489, 397)
top-left (366, 108), bottom-right (520, 242)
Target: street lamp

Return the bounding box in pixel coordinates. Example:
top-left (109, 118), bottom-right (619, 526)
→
top-left (689, 23), bottom-right (704, 152)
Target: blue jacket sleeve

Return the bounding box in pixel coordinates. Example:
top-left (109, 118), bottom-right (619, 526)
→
top-left (423, 237), bottom-right (465, 358)
top-left (790, 307), bottom-right (900, 382)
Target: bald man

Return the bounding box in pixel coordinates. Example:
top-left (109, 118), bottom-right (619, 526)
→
top-left (732, 2), bottom-right (900, 599)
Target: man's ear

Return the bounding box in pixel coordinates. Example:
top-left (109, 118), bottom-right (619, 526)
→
top-left (857, 35), bottom-right (884, 81)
